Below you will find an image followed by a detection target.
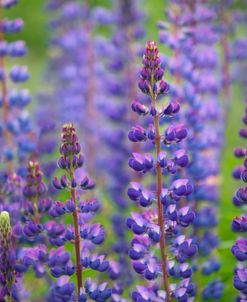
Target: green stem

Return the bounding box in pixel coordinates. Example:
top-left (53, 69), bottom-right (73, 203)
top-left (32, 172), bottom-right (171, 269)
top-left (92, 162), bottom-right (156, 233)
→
top-left (69, 168), bottom-right (82, 300)
top-left (150, 72), bottom-right (171, 302)
top-left (33, 195), bottom-right (40, 223)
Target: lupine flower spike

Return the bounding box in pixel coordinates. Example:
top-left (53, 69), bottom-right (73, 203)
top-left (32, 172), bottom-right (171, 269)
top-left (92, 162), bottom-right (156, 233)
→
top-left (128, 41), bottom-right (196, 302)
top-left (51, 124), bottom-right (111, 302)
top-left (57, 124), bottom-right (85, 296)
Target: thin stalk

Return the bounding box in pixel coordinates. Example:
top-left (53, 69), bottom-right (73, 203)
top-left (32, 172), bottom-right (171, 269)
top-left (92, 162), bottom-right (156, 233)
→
top-left (70, 169), bottom-right (82, 299)
top-left (33, 195), bottom-right (40, 224)
top-left (150, 73), bottom-right (171, 301)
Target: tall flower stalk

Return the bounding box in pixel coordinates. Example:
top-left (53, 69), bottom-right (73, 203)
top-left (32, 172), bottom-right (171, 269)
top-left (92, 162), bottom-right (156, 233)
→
top-left (128, 41), bottom-right (196, 301)
top-left (51, 124), bottom-right (111, 302)
top-left (54, 124), bottom-right (86, 295)
top-left (60, 124), bottom-right (84, 293)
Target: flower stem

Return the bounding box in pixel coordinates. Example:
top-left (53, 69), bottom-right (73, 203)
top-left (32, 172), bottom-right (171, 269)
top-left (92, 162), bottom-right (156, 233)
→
top-left (33, 195), bottom-right (40, 224)
top-left (70, 172), bottom-right (83, 299)
top-left (151, 74), bottom-right (171, 301)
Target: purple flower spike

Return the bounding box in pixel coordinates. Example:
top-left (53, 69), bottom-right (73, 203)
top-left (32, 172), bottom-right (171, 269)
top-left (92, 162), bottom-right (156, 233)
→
top-left (49, 124), bottom-right (111, 300)
top-left (127, 41), bottom-right (195, 301)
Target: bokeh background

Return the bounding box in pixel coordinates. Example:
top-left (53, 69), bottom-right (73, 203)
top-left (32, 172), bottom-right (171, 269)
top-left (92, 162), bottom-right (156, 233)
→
top-left (2, 0), bottom-right (247, 301)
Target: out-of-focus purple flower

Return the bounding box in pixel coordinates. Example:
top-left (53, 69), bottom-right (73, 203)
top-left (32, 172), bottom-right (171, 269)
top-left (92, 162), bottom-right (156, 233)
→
top-left (231, 100), bottom-right (247, 300)
top-left (0, 0), bottom-right (35, 170)
top-left (159, 1), bottom-right (225, 299)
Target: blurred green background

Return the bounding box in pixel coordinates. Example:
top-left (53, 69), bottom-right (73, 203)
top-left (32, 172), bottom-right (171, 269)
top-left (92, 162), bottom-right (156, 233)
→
top-left (3, 0), bottom-right (247, 301)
